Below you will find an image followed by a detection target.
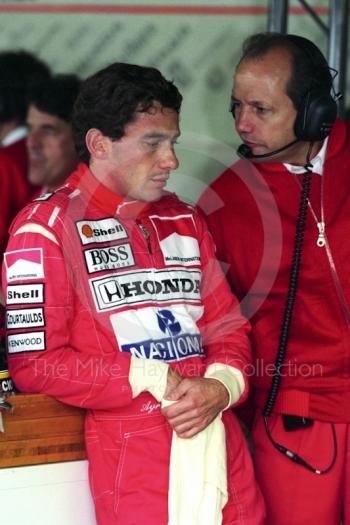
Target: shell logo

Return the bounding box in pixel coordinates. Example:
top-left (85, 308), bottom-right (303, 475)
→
top-left (81, 224), bottom-right (93, 238)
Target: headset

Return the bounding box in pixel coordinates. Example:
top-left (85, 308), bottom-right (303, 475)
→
top-left (234, 34), bottom-right (339, 160)
top-left (290, 34), bottom-right (338, 142)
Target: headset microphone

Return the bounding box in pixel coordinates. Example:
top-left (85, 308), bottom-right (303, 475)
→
top-left (237, 139), bottom-right (299, 160)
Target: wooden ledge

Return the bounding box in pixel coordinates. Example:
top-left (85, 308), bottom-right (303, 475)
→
top-left (0, 394), bottom-right (86, 468)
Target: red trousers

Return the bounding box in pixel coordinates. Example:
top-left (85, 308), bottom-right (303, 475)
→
top-left (253, 413), bottom-right (350, 525)
top-left (85, 410), bottom-right (265, 525)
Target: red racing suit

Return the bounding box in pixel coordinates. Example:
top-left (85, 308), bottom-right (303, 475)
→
top-left (2, 163), bottom-right (264, 525)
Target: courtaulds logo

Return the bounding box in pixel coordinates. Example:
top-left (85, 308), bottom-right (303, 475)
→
top-left (156, 309), bottom-right (181, 336)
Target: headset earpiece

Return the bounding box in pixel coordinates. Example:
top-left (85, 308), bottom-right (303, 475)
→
top-left (286, 34), bottom-right (338, 142)
top-left (294, 87), bottom-right (338, 141)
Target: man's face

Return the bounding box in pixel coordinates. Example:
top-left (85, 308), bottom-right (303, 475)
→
top-left (91, 103), bottom-right (180, 202)
top-left (232, 48), bottom-right (307, 164)
top-left (26, 105), bottom-right (78, 190)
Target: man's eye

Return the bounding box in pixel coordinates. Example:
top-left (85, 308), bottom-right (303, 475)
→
top-left (146, 141), bottom-right (160, 149)
top-left (256, 106), bottom-right (268, 115)
top-left (229, 100), bottom-right (240, 114)
top-left (43, 128), bottom-right (59, 136)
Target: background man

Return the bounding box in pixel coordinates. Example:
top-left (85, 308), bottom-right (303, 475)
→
top-left (2, 63), bottom-right (264, 525)
top-left (0, 50), bottom-right (50, 257)
top-left (199, 32), bottom-right (350, 525)
top-left (26, 73), bottom-right (81, 193)
top-left (0, 50), bottom-right (50, 166)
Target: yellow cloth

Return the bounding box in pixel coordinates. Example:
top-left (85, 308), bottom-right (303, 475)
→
top-left (129, 358), bottom-right (243, 525)
top-left (162, 399), bottom-right (228, 525)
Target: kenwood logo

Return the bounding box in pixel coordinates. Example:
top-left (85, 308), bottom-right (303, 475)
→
top-left (84, 243), bottom-right (135, 273)
top-left (76, 218), bottom-right (127, 245)
top-left (7, 331), bottom-right (46, 354)
top-left (90, 268), bottom-right (201, 311)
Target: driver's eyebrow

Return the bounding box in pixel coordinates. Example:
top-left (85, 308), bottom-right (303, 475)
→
top-left (142, 131), bottom-right (180, 140)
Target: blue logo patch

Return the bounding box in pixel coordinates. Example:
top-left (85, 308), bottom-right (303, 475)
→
top-left (121, 309), bottom-right (203, 362)
top-left (157, 309), bottom-right (181, 336)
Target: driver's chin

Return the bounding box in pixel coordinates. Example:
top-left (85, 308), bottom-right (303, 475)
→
top-left (28, 170), bottom-right (45, 187)
top-left (130, 188), bottom-right (164, 203)
top-left (142, 194), bottom-right (163, 203)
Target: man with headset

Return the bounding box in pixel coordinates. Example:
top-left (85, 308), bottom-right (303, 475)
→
top-left (198, 32), bottom-right (349, 524)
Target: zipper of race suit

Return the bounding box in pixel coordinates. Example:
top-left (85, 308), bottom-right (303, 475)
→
top-left (137, 221), bottom-right (152, 254)
top-left (307, 181), bottom-right (350, 343)
top-left (294, 173), bottom-right (350, 342)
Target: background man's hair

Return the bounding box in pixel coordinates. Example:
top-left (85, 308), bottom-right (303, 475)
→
top-left (239, 32), bottom-right (333, 110)
top-left (0, 50), bottom-right (50, 124)
top-left (73, 62), bottom-right (182, 164)
top-left (28, 74), bottom-right (82, 122)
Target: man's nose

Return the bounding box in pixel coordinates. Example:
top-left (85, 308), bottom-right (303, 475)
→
top-left (159, 145), bottom-right (179, 170)
top-left (235, 107), bottom-right (254, 134)
top-left (27, 130), bottom-right (41, 149)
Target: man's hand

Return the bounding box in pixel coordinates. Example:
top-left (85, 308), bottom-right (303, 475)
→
top-left (161, 377), bottom-right (229, 438)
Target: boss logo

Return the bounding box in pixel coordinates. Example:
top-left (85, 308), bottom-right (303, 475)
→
top-left (84, 243), bottom-right (135, 274)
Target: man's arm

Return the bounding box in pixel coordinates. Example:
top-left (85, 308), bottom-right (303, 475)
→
top-left (4, 208), bottom-right (190, 411)
top-left (2, 213), bottom-right (135, 410)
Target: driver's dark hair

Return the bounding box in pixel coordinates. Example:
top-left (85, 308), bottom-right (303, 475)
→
top-left (239, 32), bottom-right (333, 110)
top-left (73, 62), bottom-right (182, 164)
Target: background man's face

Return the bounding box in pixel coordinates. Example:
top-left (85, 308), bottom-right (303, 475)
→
top-left (92, 103), bottom-right (180, 202)
top-left (232, 48), bottom-right (306, 164)
top-left (26, 105), bottom-right (78, 190)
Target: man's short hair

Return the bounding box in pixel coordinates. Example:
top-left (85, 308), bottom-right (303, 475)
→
top-left (238, 32), bottom-right (333, 110)
top-left (73, 62), bottom-right (182, 164)
top-left (0, 50), bottom-right (50, 124)
top-left (28, 74), bottom-right (81, 122)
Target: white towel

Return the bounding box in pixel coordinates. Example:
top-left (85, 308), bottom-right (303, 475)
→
top-left (162, 399), bottom-right (228, 525)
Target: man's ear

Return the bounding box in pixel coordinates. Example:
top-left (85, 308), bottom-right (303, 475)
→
top-left (85, 128), bottom-right (110, 159)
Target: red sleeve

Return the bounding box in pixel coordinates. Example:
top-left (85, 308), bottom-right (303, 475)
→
top-left (0, 154), bottom-right (28, 259)
top-left (2, 212), bottom-right (133, 410)
top-left (195, 210), bottom-right (252, 405)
